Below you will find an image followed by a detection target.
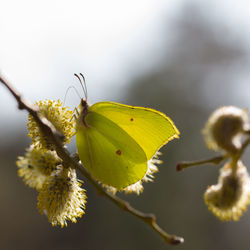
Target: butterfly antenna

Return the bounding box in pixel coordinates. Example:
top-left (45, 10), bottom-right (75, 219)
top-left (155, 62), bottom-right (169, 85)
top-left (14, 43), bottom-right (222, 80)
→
top-left (80, 73), bottom-right (88, 101)
top-left (63, 85), bottom-right (81, 107)
top-left (74, 73), bottom-right (87, 100)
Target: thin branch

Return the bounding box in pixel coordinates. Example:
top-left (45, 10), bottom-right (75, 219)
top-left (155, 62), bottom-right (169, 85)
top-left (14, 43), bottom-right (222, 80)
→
top-left (176, 136), bottom-right (250, 172)
top-left (176, 154), bottom-right (227, 171)
top-left (0, 74), bottom-right (184, 245)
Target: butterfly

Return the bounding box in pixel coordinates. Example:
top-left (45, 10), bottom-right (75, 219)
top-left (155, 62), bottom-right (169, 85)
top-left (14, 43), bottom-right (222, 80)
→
top-left (74, 74), bottom-right (180, 190)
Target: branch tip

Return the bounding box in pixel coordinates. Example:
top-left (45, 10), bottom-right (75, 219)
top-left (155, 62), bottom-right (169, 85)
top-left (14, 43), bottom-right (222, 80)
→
top-left (168, 236), bottom-right (184, 245)
top-left (176, 163), bottom-right (183, 171)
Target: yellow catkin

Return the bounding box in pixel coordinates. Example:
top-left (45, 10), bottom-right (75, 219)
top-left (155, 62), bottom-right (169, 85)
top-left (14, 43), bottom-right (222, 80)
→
top-left (27, 99), bottom-right (75, 150)
top-left (204, 161), bottom-right (250, 221)
top-left (37, 167), bottom-right (87, 227)
top-left (16, 146), bottom-right (61, 190)
top-left (202, 106), bottom-right (249, 154)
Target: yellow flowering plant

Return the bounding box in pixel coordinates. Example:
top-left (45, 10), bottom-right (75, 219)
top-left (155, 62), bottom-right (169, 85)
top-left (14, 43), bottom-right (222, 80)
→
top-left (17, 100), bottom-right (86, 227)
top-left (27, 99), bottom-right (75, 150)
top-left (178, 106), bottom-right (250, 221)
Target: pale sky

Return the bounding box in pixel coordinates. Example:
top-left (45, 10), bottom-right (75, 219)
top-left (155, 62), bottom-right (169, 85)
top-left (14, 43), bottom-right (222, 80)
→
top-left (1, 0), bottom-right (250, 130)
top-left (0, 0), bottom-right (181, 101)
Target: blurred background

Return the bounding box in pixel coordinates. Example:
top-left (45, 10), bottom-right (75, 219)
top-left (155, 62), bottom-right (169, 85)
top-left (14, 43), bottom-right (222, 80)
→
top-left (1, 0), bottom-right (250, 249)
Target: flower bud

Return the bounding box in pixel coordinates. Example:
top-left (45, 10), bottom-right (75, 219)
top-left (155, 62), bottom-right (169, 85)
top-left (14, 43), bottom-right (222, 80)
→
top-left (203, 106), bottom-right (249, 154)
top-left (37, 167), bottom-right (87, 227)
top-left (204, 161), bottom-right (250, 221)
top-left (16, 146), bottom-right (61, 190)
top-left (27, 99), bottom-right (75, 150)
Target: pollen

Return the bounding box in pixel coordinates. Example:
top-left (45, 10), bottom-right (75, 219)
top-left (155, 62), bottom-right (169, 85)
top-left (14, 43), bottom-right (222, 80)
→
top-left (16, 145), bottom-right (61, 190)
top-left (27, 99), bottom-right (75, 150)
top-left (37, 167), bottom-right (87, 227)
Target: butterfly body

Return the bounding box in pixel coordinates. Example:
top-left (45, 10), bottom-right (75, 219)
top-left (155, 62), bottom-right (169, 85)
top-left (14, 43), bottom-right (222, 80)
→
top-left (76, 100), bottom-right (179, 190)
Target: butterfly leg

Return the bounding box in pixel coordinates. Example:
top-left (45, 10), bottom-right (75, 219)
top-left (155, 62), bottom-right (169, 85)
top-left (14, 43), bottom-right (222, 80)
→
top-left (70, 107), bottom-right (80, 122)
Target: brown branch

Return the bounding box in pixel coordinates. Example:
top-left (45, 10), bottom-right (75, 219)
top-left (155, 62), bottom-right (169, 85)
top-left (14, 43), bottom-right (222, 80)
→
top-left (0, 74), bottom-right (184, 245)
top-left (176, 135), bottom-right (250, 172)
top-left (176, 154), bottom-right (227, 171)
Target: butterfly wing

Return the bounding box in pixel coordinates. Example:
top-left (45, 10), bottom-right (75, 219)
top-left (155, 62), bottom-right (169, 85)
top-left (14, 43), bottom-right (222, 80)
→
top-left (88, 102), bottom-right (180, 160)
top-left (76, 111), bottom-right (148, 189)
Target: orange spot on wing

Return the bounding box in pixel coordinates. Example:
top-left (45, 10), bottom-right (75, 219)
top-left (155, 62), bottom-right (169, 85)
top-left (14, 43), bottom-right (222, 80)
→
top-left (116, 149), bottom-right (122, 155)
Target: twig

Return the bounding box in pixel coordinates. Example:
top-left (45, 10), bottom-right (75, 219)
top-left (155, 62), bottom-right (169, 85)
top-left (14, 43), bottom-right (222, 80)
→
top-left (176, 154), bottom-right (227, 171)
top-left (0, 74), bottom-right (184, 245)
top-left (176, 137), bottom-right (250, 172)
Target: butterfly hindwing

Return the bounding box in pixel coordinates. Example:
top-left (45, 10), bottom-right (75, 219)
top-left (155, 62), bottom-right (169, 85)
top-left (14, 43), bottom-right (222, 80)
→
top-left (76, 111), bottom-right (148, 189)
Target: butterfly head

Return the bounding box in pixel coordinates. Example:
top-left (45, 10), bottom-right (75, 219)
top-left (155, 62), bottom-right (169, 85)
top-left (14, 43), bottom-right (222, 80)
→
top-left (74, 73), bottom-right (89, 123)
top-left (80, 98), bottom-right (89, 115)
top-left (77, 98), bottom-right (89, 128)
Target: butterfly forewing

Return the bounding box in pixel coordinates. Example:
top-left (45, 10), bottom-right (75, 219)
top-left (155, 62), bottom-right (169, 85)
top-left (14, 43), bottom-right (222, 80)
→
top-left (89, 102), bottom-right (180, 160)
